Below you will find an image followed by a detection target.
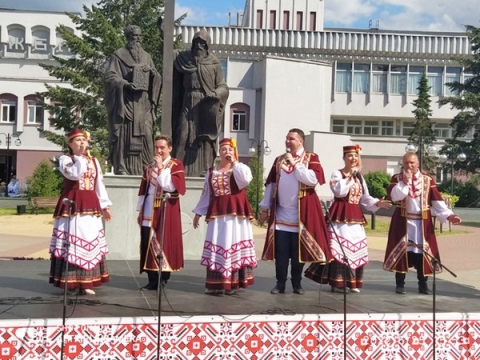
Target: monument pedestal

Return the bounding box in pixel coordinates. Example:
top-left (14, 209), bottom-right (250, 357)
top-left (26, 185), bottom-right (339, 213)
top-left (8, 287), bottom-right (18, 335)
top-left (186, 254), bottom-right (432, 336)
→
top-left (104, 175), bottom-right (206, 260)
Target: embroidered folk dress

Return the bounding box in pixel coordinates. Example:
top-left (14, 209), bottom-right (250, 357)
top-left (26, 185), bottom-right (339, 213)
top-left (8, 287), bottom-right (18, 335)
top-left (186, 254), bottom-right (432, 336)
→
top-left (49, 155), bottom-right (111, 290)
top-left (193, 162), bottom-right (257, 291)
top-left (305, 170), bottom-right (380, 290)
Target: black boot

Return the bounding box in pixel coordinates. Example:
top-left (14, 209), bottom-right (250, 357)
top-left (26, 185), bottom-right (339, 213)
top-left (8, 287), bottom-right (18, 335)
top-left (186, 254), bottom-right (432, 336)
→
top-left (141, 271), bottom-right (158, 290)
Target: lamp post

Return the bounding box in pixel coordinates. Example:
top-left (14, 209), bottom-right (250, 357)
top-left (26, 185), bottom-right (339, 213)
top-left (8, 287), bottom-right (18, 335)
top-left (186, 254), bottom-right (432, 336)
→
top-left (0, 133), bottom-right (22, 197)
top-left (437, 147), bottom-right (466, 195)
top-left (248, 140), bottom-right (271, 218)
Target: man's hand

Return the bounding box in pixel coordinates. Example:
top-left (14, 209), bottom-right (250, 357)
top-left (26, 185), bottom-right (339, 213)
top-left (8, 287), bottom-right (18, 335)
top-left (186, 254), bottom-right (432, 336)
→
top-left (126, 83), bottom-right (140, 91)
top-left (193, 214), bottom-right (201, 229)
top-left (447, 214), bottom-right (462, 225)
top-left (258, 210), bottom-right (269, 226)
top-left (137, 212), bottom-right (142, 226)
top-left (154, 155), bottom-right (164, 170)
top-left (403, 169), bottom-right (412, 184)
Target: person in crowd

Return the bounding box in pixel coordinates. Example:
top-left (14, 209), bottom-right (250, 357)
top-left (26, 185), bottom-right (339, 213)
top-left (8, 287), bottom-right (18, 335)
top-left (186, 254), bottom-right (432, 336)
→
top-left (258, 128), bottom-right (332, 295)
top-left (49, 129), bottom-right (112, 295)
top-left (7, 173), bottom-right (20, 197)
top-left (136, 134), bottom-right (186, 290)
top-left (193, 138), bottom-right (256, 295)
top-left (384, 152), bottom-right (461, 295)
top-left (305, 144), bottom-right (391, 293)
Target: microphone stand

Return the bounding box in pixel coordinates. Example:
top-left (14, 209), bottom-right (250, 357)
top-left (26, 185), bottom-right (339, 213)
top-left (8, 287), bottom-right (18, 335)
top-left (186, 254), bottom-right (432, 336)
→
top-left (408, 240), bottom-right (456, 360)
top-left (60, 201), bottom-right (73, 360)
top-left (323, 200), bottom-right (353, 360)
top-left (156, 193), bottom-right (169, 360)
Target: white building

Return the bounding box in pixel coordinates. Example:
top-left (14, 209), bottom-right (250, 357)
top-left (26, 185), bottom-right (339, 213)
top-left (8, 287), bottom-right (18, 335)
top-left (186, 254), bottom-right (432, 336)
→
top-left (0, 9), bottom-right (79, 189)
top-left (174, 0), bottom-right (472, 197)
top-left (0, 1), bottom-right (473, 197)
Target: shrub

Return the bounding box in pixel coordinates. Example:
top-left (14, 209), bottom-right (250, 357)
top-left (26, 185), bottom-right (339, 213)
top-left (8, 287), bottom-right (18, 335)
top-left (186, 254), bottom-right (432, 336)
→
top-left (26, 159), bottom-right (63, 201)
top-left (363, 171), bottom-right (391, 199)
top-left (246, 155), bottom-right (265, 218)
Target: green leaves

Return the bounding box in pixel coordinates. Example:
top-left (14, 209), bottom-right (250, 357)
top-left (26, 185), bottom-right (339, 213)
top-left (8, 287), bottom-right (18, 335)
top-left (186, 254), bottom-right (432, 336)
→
top-left (37, 0), bottom-right (167, 166)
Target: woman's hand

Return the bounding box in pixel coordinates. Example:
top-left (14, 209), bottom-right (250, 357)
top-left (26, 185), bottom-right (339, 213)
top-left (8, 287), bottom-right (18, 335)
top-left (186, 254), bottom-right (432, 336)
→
top-left (376, 199), bottom-right (392, 209)
top-left (103, 208), bottom-right (112, 222)
top-left (193, 214), bottom-right (201, 229)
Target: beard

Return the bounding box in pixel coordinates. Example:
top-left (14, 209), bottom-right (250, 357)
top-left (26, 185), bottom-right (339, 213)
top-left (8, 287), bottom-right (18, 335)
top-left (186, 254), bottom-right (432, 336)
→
top-left (127, 41), bottom-right (143, 62)
top-left (193, 47), bottom-right (207, 63)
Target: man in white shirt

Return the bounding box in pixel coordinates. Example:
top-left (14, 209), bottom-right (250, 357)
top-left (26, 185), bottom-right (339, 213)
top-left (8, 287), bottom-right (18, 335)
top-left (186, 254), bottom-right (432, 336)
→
top-left (259, 128), bottom-right (332, 295)
top-left (384, 152), bottom-right (461, 295)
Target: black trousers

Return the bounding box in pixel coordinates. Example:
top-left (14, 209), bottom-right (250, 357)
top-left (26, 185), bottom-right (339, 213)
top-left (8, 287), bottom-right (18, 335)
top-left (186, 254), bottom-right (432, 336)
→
top-left (395, 251), bottom-right (428, 288)
top-left (274, 230), bottom-right (304, 288)
top-left (140, 226), bottom-right (171, 285)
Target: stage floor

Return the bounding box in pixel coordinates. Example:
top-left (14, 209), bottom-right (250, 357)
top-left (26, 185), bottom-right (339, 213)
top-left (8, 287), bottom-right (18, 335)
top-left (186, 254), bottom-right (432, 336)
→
top-left (2, 249), bottom-right (480, 320)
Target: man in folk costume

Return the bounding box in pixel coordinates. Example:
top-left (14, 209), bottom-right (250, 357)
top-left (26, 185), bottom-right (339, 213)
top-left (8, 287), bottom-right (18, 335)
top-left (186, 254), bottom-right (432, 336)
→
top-left (136, 135), bottom-right (186, 290)
top-left (384, 152), bottom-right (461, 295)
top-left (259, 128), bottom-right (332, 295)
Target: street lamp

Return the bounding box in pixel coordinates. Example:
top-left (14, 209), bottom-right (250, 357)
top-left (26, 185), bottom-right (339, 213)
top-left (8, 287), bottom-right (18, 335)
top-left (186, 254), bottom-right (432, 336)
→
top-left (437, 148), bottom-right (466, 195)
top-left (0, 133), bottom-right (22, 196)
top-left (248, 140), bottom-right (271, 218)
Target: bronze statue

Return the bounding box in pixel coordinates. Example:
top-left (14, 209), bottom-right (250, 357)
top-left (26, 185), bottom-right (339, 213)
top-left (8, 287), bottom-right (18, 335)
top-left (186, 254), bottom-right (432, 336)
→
top-left (171, 29), bottom-right (229, 177)
top-left (104, 25), bottom-right (162, 175)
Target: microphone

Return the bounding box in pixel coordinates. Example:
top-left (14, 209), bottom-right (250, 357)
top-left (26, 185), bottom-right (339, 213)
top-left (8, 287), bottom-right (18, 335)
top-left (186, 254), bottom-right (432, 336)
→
top-left (285, 148), bottom-right (291, 165)
top-left (163, 193), bottom-right (171, 199)
top-left (62, 198), bottom-right (75, 206)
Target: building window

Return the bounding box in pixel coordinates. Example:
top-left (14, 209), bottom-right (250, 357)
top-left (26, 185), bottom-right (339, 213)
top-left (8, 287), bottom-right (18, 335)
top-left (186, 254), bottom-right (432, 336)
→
top-left (353, 64), bottom-right (370, 93)
top-left (427, 66), bottom-right (443, 96)
top-left (309, 12), bottom-right (316, 31)
top-left (363, 120), bottom-right (380, 135)
top-left (372, 64), bottom-right (388, 93)
top-left (27, 101), bottom-right (43, 124)
top-left (230, 103), bottom-right (250, 132)
top-left (332, 119), bottom-right (345, 133)
top-left (336, 63), bottom-right (352, 93)
top-left (283, 11), bottom-right (290, 30)
top-left (269, 10), bottom-right (276, 29)
top-left (402, 121), bottom-right (415, 136)
top-left (256, 10), bottom-right (263, 28)
top-left (433, 123), bottom-right (452, 138)
top-left (445, 67), bottom-right (461, 95)
top-left (381, 121), bottom-right (394, 136)
top-left (346, 120), bottom-right (362, 135)
top-left (390, 65), bottom-right (407, 95)
top-left (408, 66), bottom-right (424, 95)
top-left (296, 11), bottom-right (303, 30)
top-left (1, 101), bottom-right (16, 123)
top-left (463, 69), bottom-right (474, 87)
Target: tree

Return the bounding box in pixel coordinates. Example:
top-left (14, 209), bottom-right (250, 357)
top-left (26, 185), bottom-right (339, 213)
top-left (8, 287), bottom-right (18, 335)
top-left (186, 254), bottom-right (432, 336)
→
top-left (37, 0), bottom-right (180, 164)
top-left (440, 24), bottom-right (480, 175)
top-left (409, 72), bottom-right (437, 172)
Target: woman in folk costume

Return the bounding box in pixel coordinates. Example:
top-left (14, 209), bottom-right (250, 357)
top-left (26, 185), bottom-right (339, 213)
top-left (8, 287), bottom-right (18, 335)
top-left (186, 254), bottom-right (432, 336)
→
top-left (193, 138), bottom-right (257, 295)
top-left (49, 129), bottom-right (112, 295)
top-left (136, 135), bottom-right (186, 290)
top-left (305, 144), bottom-right (391, 293)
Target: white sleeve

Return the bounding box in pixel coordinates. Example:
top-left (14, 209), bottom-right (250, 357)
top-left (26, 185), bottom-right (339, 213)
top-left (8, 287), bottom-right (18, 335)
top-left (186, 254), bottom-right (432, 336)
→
top-left (330, 170), bottom-right (352, 198)
top-left (59, 155), bottom-right (87, 181)
top-left (390, 181), bottom-right (410, 202)
top-left (293, 163), bottom-right (318, 186)
top-left (359, 177), bottom-right (380, 212)
top-left (232, 162), bottom-right (253, 190)
top-left (192, 172), bottom-right (211, 216)
top-left (94, 158), bottom-right (112, 209)
top-left (156, 168), bottom-right (177, 192)
top-left (259, 183), bottom-right (274, 210)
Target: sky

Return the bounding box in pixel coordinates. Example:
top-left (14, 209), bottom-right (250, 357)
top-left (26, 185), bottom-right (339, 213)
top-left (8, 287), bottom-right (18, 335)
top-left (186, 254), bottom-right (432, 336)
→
top-left (0, 0), bottom-right (479, 32)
